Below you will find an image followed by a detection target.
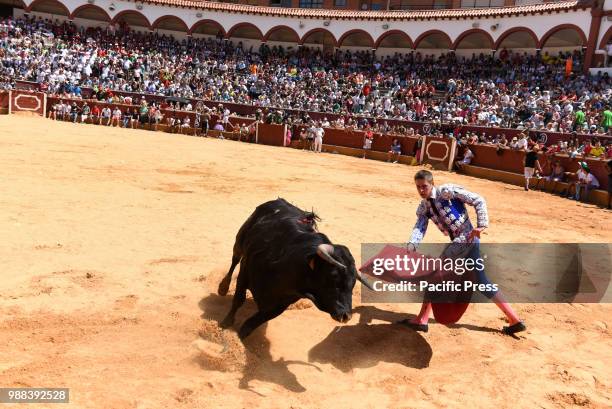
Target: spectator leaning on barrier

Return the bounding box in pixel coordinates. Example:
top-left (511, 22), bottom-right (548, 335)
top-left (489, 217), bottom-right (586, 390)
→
top-left (509, 136), bottom-right (518, 149)
top-left (49, 101), bottom-right (58, 120)
top-left (363, 128), bottom-right (373, 159)
top-left (238, 123), bottom-right (249, 142)
top-left (179, 116), bottom-right (191, 134)
top-left (516, 133), bottom-right (528, 151)
top-left (524, 145), bottom-right (543, 191)
top-left (70, 102), bottom-right (79, 123)
top-left (91, 104), bottom-right (101, 125)
top-left (285, 126), bottom-right (292, 147)
top-left (139, 102), bottom-right (149, 127)
top-left (194, 108), bottom-right (201, 136)
top-left (122, 109), bottom-right (131, 128)
top-left (298, 126), bottom-right (308, 150)
top-left (111, 107), bottom-right (121, 127)
top-left (100, 106), bottom-right (110, 126)
top-left (544, 160), bottom-right (566, 194)
top-left (62, 101), bottom-right (69, 121)
top-left (387, 138), bottom-right (402, 163)
top-left (455, 145), bottom-right (474, 172)
top-left (589, 140), bottom-right (605, 158)
top-left (307, 124), bottom-right (315, 151)
top-left (81, 103), bottom-right (90, 124)
top-left (201, 109), bottom-right (210, 136)
top-left (148, 105), bottom-right (157, 130)
top-left (155, 108), bottom-right (164, 131)
top-left (130, 108), bottom-right (139, 129)
top-left (569, 161), bottom-right (600, 202)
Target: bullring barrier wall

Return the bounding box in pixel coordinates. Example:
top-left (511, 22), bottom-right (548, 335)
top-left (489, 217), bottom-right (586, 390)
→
top-left (0, 91), bottom-right (9, 114)
top-left (45, 96), bottom-right (257, 129)
top-left (73, 87), bottom-right (611, 147)
top-left (469, 143), bottom-right (609, 190)
top-left (4, 91), bottom-right (609, 192)
top-left (8, 90), bottom-right (47, 116)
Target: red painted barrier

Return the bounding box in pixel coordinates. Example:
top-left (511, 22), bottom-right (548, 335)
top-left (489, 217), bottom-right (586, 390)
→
top-left (469, 144), bottom-right (609, 190)
top-left (322, 128), bottom-right (364, 149)
top-left (256, 123), bottom-right (286, 147)
top-left (9, 90), bottom-right (46, 116)
top-left (456, 125), bottom-right (612, 146)
top-left (11, 89), bottom-right (608, 191)
top-left (0, 91), bottom-right (9, 112)
top-left (45, 97), bottom-right (256, 130)
top-left (421, 136), bottom-right (457, 171)
top-left (372, 134), bottom-right (419, 156)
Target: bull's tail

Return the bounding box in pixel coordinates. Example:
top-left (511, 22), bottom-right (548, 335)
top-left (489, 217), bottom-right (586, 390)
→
top-left (217, 254), bottom-right (240, 296)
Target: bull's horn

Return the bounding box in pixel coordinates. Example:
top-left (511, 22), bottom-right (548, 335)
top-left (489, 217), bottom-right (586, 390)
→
top-left (316, 244), bottom-right (346, 270)
top-left (356, 273), bottom-right (375, 291)
top-left (317, 244), bottom-right (375, 290)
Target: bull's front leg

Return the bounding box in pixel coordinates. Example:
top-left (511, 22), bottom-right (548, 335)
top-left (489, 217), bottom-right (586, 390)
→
top-left (238, 301), bottom-right (295, 340)
top-left (220, 272), bottom-right (248, 328)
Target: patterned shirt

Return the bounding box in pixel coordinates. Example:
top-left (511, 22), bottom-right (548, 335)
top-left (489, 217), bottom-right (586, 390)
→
top-left (409, 184), bottom-right (489, 248)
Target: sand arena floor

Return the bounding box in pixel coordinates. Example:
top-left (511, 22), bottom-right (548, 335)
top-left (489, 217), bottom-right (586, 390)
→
top-left (0, 115), bottom-right (611, 409)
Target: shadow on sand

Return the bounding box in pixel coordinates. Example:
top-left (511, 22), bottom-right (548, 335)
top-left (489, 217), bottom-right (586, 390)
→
top-left (308, 305), bottom-right (432, 372)
top-left (196, 298), bottom-right (436, 393)
top-left (197, 294), bottom-right (315, 394)
top-left (356, 304), bottom-right (500, 333)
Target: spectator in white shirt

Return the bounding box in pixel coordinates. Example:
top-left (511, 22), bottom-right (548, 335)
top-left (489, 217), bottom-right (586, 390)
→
top-left (313, 123), bottom-right (324, 153)
top-left (111, 107), bottom-right (121, 127)
top-left (101, 107), bottom-right (111, 126)
top-left (179, 116), bottom-right (191, 134)
top-left (455, 145), bottom-right (474, 172)
top-left (515, 133), bottom-right (528, 151)
top-left (571, 162), bottom-right (600, 202)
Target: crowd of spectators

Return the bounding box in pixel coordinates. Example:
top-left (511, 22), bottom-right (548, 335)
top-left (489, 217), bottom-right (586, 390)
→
top-left (454, 129), bottom-right (611, 159)
top-left (2, 15), bottom-right (610, 206)
top-left (2, 15), bottom-right (612, 138)
top-left (46, 97), bottom-right (261, 139)
top-left (453, 131), bottom-right (611, 206)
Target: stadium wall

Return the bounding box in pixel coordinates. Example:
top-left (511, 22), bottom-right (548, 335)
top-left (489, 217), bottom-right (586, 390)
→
top-left (17, 0), bottom-right (593, 53)
top-left (15, 8), bottom-right (584, 58)
top-left (13, 6), bottom-right (590, 58)
top-left (597, 19), bottom-right (612, 49)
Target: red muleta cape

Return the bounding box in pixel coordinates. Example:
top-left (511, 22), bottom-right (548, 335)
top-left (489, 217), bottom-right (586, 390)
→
top-left (359, 244), bottom-right (471, 324)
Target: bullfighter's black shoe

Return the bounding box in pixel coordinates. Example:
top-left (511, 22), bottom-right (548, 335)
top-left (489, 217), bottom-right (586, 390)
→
top-left (397, 319), bottom-right (428, 332)
top-left (502, 321), bottom-right (526, 336)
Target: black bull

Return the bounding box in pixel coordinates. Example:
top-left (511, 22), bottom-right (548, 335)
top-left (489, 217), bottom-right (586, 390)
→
top-left (217, 198), bottom-right (373, 340)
